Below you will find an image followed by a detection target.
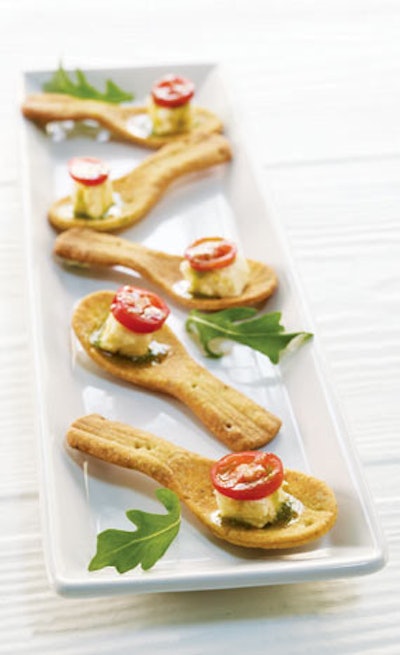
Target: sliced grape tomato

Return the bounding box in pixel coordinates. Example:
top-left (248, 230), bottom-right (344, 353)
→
top-left (111, 285), bottom-right (170, 334)
top-left (211, 451), bottom-right (284, 501)
top-left (151, 74), bottom-right (195, 108)
top-left (68, 156), bottom-right (110, 187)
top-left (184, 237), bottom-right (238, 271)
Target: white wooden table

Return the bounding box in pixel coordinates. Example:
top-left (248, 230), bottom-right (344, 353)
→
top-left (1, 1), bottom-right (399, 653)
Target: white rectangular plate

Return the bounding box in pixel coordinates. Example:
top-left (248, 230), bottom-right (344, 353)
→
top-left (21, 63), bottom-right (386, 597)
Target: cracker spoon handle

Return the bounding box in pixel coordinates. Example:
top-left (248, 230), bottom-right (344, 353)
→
top-left (163, 357), bottom-right (282, 451)
top-left (54, 228), bottom-right (174, 280)
top-left (67, 413), bottom-right (211, 493)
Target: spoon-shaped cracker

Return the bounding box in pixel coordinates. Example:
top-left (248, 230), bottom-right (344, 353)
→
top-left (72, 290), bottom-right (281, 451)
top-left (49, 132), bottom-right (232, 232)
top-left (67, 414), bottom-right (338, 549)
top-left (22, 93), bottom-right (223, 148)
top-left (55, 227), bottom-right (278, 310)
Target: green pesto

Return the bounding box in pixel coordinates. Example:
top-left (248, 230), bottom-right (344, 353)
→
top-left (221, 500), bottom-right (298, 530)
top-left (90, 330), bottom-right (169, 365)
top-left (274, 500), bottom-right (298, 526)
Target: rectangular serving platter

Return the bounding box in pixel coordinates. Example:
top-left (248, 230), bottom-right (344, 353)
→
top-left (20, 62), bottom-right (386, 597)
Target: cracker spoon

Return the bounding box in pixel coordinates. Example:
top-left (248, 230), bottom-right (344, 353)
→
top-left (72, 290), bottom-right (281, 451)
top-left (22, 93), bottom-right (223, 149)
top-left (48, 132), bottom-right (232, 232)
top-left (55, 227), bottom-right (278, 310)
top-left (67, 414), bottom-right (338, 550)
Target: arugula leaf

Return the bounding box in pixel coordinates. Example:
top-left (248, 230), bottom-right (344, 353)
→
top-left (185, 307), bottom-right (313, 363)
top-left (43, 63), bottom-right (134, 104)
top-left (88, 488), bottom-right (181, 573)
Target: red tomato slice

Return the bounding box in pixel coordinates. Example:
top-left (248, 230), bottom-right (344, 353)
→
top-left (184, 237), bottom-right (238, 271)
top-left (151, 74), bottom-right (195, 108)
top-left (68, 157), bottom-right (110, 187)
top-left (110, 285), bottom-right (170, 334)
top-left (211, 451), bottom-right (284, 501)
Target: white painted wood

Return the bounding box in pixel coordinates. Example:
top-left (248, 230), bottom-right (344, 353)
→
top-left (0, 0), bottom-right (399, 652)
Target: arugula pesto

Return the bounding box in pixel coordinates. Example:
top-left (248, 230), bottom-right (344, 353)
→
top-left (90, 329), bottom-right (169, 365)
top-left (274, 500), bottom-right (299, 526)
top-left (219, 499), bottom-right (299, 530)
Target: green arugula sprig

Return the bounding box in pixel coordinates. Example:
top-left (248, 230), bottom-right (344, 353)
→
top-left (185, 307), bottom-right (313, 363)
top-left (89, 488), bottom-right (181, 574)
top-left (43, 63), bottom-right (134, 104)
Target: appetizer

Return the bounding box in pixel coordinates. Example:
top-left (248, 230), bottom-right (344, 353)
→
top-left (93, 285), bottom-right (170, 361)
top-left (148, 74), bottom-right (195, 136)
top-left (48, 132), bottom-right (232, 232)
top-left (180, 236), bottom-right (250, 298)
top-left (54, 227), bottom-right (278, 310)
top-left (67, 414), bottom-right (338, 550)
top-left (68, 156), bottom-right (114, 220)
top-left (72, 289), bottom-right (282, 451)
top-left (211, 451), bottom-right (294, 528)
top-left (22, 73), bottom-right (222, 149)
